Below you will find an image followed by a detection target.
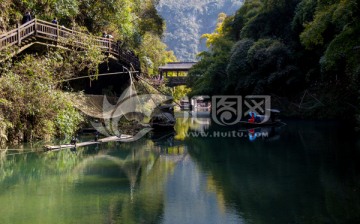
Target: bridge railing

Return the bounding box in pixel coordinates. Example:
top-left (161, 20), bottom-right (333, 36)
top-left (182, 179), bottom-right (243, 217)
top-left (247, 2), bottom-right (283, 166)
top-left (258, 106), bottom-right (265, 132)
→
top-left (0, 20), bottom-right (38, 48)
top-left (0, 19), bottom-right (140, 69)
top-left (167, 76), bottom-right (187, 86)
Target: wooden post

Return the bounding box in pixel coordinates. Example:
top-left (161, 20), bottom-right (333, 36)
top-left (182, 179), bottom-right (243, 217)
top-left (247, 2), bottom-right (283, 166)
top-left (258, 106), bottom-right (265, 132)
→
top-left (108, 39), bottom-right (110, 54)
top-left (17, 23), bottom-right (21, 46)
top-left (56, 24), bottom-right (59, 43)
top-left (34, 18), bottom-right (37, 36)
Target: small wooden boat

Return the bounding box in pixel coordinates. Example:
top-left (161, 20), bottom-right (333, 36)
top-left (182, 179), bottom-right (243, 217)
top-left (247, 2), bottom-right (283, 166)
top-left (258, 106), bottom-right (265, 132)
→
top-left (44, 134), bottom-right (134, 151)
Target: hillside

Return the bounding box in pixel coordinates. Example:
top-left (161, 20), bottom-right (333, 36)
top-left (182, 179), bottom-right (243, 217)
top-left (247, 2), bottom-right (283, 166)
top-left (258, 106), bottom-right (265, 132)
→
top-left (157, 0), bottom-right (243, 61)
top-left (187, 0), bottom-right (360, 119)
top-left (0, 0), bottom-right (175, 144)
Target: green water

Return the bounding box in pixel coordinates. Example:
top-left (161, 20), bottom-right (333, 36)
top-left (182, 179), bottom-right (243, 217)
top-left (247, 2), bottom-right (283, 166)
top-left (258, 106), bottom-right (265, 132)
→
top-left (1, 119), bottom-right (360, 224)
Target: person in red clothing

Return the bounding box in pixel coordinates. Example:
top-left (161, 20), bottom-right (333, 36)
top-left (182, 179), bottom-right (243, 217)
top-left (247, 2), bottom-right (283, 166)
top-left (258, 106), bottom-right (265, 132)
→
top-left (248, 112), bottom-right (256, 123)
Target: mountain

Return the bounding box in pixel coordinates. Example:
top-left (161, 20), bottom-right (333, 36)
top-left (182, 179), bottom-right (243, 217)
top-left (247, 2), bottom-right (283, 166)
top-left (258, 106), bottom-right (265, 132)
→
top-left (157, 0), bottom-right (243, 61)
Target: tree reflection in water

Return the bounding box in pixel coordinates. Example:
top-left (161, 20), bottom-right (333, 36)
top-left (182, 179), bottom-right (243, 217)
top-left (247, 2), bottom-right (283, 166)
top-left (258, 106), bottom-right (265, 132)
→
top-left (1, 119), bottom-right (360, 223)
top-left (186, 120), bottom-right (360, 224)
top-left (0, 135), bottom-right (186, 224)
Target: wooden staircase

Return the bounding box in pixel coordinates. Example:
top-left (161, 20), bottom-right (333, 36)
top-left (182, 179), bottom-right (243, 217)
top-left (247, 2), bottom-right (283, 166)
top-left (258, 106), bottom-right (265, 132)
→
top-left (0, 19), bottom-right (140, 70)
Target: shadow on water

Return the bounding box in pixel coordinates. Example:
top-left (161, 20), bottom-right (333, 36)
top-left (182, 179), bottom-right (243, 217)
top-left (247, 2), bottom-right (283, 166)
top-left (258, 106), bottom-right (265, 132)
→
top-left (185, 119), bottom-right (360, 223)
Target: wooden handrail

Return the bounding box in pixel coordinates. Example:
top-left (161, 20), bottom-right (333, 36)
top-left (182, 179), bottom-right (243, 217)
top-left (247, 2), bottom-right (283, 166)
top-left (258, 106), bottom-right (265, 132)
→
top-left (0, 19), bottom-right (140, 69)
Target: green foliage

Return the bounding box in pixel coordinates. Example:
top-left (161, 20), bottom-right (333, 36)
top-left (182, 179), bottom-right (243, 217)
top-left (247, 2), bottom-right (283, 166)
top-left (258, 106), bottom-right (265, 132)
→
top-left (0, 113), bottom-right (12, 147)
top-left (292, 0), bottom-right (317, 32)
top-left (189, 0), bottom-right (360, 119)
top-left (321, 25), bottom-right (360, 81)
top-left (0, 0), bottom-right (173, 75)
top-left (0, 0), bottom-right (176, 145)
top-left (54, 92), bottom-right (84, 138)
top-left (187, 13), bottom-right (234, 96)
top-left (226, 39), bottom-right (254, 92)
top-left (54, 0), bottom-right (79, 19)
top-left (230, 39), bottom-right (299, 95)
top-left (240, 0), bottom-right (299, 42)
top-left (247, 39), bottom-right (290, 72)
top-left (138, 1), bottom-right (165, 37)
top-left (188, 51), bottom-right (229, 97)
top-left (229, 0), bottom-right (263, 40)
top-left (138, 33), bottom-right (176, 76)
top-left (156, 0), bottom-right (242, 60)
top-left (171, 85), bottom-right (192, 102)
top-left (0, 43), bottom-right (103, 143)
top-left (201, 13), bottom-right (230, 49)
top-left (299, 0), bottom-right (360, 86)
top-left (300, 5), bottom-right (336, 49)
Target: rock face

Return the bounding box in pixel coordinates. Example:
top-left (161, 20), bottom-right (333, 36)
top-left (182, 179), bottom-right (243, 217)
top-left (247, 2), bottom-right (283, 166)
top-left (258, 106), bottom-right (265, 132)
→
top-left (157, 0), bottom-right (243, 61)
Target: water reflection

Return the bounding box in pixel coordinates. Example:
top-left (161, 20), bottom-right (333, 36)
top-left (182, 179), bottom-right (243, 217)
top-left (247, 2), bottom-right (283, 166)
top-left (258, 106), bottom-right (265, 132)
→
top-left (186, 119), bottom-right (360, 223)
top-left (0, 140), bottom-right (162, 223)
top-left (0, 119), bottom-right (360, 223)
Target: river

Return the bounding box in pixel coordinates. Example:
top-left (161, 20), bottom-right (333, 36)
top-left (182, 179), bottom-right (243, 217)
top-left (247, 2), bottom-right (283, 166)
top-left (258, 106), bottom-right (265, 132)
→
top-left (0, 118), bottom-right (359, 223)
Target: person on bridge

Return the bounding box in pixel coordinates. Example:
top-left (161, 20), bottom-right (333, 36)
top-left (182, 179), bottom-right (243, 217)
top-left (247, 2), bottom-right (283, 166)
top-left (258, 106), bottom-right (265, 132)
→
top-left (21, 11), bottom-right (32, 24)
top-left (102, 31), bottom-right (114, 39)
top-left (52, 18), bottom-right (58, 24)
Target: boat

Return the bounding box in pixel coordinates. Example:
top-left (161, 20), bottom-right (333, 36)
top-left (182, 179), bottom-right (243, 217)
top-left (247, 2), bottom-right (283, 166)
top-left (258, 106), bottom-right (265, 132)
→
top-left (149, 104), bottom-right (176, 130)
top-left (179, 98), bottom-right (191, 110)
top-left (238, 109), bottom-right (282, 127)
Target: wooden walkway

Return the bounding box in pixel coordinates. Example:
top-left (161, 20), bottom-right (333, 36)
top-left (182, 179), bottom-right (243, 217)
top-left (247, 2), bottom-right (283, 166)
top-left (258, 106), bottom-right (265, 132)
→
top-left (0, 19), bottom-right (140, 69)
top-left (44, 134), bottom-right (134, 151)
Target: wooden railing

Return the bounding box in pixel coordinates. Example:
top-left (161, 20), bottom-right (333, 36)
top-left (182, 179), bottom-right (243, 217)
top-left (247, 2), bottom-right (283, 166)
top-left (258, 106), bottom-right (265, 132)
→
top-left (0, 19), bottom-right (140, 69)
top-left (167, 76), bottom-right (187, 86)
